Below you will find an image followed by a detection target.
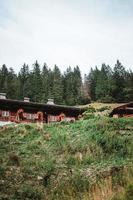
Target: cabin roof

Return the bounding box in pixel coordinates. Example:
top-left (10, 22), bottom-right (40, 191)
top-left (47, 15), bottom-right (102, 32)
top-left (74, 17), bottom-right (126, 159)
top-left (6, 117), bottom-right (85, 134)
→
top-left (0, 98), bottom-right (86, 117)
top-left (109, 102), bottom-right (133, 117)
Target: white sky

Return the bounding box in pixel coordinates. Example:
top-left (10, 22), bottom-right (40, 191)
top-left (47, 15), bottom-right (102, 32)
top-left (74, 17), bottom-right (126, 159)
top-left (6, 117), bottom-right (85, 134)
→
top-left (0, 0), bottom-right (133, 74)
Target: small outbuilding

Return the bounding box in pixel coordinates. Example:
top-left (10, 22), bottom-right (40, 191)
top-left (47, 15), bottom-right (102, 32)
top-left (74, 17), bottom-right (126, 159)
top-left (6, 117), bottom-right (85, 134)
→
top-left (109, 102), bottom-right (133, 118)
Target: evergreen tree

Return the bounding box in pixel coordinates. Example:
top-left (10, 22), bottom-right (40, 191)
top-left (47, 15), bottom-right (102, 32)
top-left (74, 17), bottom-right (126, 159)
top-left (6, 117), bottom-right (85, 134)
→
top-left (87, 67), bottom-right (100, 101)
top-left (6, 68), bottom-right (19, 99)
top-left (63, 67), bottom-right (75, 105)
top-left (73, 66), bottom-right (82, 103)
top-left (124, 70), bottom-right (133, 102)
top-left (112, 60), bottom-right (126, 102)
top-left (18, 63), bottom-right (30, 99)
top-left (63, 66), bottom-right (86, 105)
top-left (0, 60), bottom-right (132, 104)
top-left (0, 64), bottom-right (8, 93)
top-left (47, 68), bottom-right (54, 100)
top-left (95, 64), bottom-right (114, 102)
top-left (52, 65), bottom-right (63, 104)
top-left (32, 61), bottom-right (43, 102)
top-left (83, 74), bottom-right (90, 98)
top-left (41, 63), bottom-right (49, 103)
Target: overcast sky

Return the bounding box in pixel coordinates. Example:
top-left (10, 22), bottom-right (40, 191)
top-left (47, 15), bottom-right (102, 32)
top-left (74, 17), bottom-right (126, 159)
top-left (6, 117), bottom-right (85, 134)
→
top-left (0, 0), bottom-right (133, 74)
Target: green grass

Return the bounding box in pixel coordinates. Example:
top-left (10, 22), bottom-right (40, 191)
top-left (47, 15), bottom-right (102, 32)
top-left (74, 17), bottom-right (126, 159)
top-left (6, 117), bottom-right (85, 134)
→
top-left (0, 117), bottom-right (133, 199)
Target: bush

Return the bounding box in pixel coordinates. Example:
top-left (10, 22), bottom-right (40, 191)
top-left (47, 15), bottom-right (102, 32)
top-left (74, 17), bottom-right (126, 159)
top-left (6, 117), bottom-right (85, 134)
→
top-left (0, 166), bottom-right (5, 176)
top-left (13, 184), bottom-right (42, 200)
top-left (100, 95), bottom-right (115, 103)
top-left (87, 106), bottom-right (96, 113)
top-left (111, 184), bottom-right (133, 200)
top-left (97, 106), bottom-right (110, 112)
top-left (78, 96), bottom-right (91, 105)
top-left (125, 184), bottom-right (133, 200)
top-left (83, 107), bottom-right (96, 119)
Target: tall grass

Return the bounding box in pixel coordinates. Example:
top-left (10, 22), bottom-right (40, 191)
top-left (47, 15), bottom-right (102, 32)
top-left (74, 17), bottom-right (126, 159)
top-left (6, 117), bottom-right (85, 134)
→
top-left (0, 117), bottom-right (133, 199)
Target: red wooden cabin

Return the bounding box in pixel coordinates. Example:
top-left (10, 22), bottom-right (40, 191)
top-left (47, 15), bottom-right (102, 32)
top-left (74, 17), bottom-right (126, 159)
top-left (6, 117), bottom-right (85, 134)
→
top-left (109, 102), bottom-right (133, 118)
top-left (0, 94), bottom-right (85, 124)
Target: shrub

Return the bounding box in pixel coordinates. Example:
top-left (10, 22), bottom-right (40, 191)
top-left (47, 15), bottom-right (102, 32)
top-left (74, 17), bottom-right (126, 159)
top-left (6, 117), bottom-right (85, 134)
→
top-left (125, 184), bottom-right (133, 200)
top-left (97, 106), bottom-right (110, 112)
top-left (0, 165), bottom-right (5, 176)
top-left (13, 184), bottom-right (42, 200)
top-left (82, 106), bottom-right (96, 119)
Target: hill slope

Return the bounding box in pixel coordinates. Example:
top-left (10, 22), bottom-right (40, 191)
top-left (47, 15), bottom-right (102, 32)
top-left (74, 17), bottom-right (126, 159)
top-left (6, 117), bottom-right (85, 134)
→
top-left (0, 117), bottom-right (133, 200)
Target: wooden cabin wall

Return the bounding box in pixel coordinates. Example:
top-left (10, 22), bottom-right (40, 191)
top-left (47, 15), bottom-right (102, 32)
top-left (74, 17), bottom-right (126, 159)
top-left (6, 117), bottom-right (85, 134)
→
top-left (0, 109), bottom-right (76, 124)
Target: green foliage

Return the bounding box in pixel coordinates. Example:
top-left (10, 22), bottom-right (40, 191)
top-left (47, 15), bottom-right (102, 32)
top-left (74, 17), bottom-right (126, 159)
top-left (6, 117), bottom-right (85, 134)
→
top-left (85, 60), bottom-right (133, 102)
top-left (0, 62), bottom-right (89, 105)
top-left (0, 165), bottom-right (5, 176)
top-left (13, 184), bottom-right (42, 200)
top-left (0, 117), bottom-right (133, 199)
top-left (97, 106), bottom-right (110, 112)
top-left (18, 63), bottom-right (30, 99)
top-left (63, 66), bottom-right (85, 105)
top-left (125, 184), bottom-right (133, 200)
top-left (83, 106), bottom-right (96, 119)
top-left (52, 66), bottom-right (62, 103)
top-left (112, 184), bottom-right (133, 200)
top-left (0, 59), bottom-right (132, 104)
top-left (86, 106), bottom-right (96, 113)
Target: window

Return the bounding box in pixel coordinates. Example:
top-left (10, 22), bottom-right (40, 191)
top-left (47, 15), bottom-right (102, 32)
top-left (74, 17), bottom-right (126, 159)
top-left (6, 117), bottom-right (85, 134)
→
top-left (2, 111), bottom-right (10, 117)
top-left (27, 113), bottom-right (35, 120)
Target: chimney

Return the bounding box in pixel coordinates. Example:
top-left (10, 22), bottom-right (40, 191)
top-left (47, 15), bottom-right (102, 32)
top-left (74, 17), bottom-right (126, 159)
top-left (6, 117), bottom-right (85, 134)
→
top-left (24, 97), bottom-right (30, 102)
top-left (0, 93), bottom-right (6, 99)
top-left (47, 99), bottom-right (54, 105)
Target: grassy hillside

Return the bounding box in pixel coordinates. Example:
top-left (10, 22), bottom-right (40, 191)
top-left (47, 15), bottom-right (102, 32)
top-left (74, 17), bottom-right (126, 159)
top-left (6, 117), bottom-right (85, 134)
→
top-left (79, 102), bottom-right (123, 117)
top-left (80, 102), bottom-right (123, 109)
top-left (0, 117), bottom-right (133, 200)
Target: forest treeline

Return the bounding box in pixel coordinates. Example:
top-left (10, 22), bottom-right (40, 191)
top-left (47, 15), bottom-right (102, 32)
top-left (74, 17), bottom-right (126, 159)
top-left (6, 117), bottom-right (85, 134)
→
top-left (0, 60), bottom-right (132, 105)
top-left (85, 60), bottom-right (133, 103)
